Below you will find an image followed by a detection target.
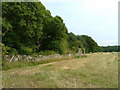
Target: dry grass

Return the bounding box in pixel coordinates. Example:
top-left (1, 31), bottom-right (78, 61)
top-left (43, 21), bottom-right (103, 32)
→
top-left (2, 52), bottom-right (118, 88)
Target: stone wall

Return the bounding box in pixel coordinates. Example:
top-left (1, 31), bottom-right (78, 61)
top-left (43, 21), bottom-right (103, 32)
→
top-left (3, 54), bottom-right (74, 62)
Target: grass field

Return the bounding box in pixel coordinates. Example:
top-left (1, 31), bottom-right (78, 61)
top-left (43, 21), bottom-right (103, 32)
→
top-left (2, 52), bottom-right (118, 88)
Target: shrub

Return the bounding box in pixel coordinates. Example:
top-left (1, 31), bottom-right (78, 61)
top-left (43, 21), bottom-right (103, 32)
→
top-left (0, 43), bottom-right (10, 55)
top-left (8, 48), bottom-right (18, 55)
top-left (32, 50), bottom-right (57, 56)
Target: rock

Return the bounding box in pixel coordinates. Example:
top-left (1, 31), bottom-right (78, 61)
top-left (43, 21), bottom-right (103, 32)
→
top-left (10, 55), bottom-right (15, 62)
top-left (68, 54), bottom-right (71, 56)
top-left (23, 55), bottom-right (27, 60)
top-left (14, 57), bottom-right (19, 61)
top-left (17, 55), bottom-right (22, 61)
top-left (28, 56), bottom-right (32, 60)
top-left (39, 55), bottom-right (42, 57)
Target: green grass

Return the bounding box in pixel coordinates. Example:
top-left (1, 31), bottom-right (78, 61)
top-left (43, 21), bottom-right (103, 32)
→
top-left (2, 52), bottom-right (118, 88)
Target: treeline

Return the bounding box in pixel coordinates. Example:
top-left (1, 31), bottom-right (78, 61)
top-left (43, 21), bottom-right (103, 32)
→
top-left (2, 2), bottom-right (101, 55)
top-left (101, 46), bottom-right (120, 52)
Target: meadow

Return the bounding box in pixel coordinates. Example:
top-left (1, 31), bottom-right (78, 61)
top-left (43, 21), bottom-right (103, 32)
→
top-left (2, 52), bottom-right (118, 88)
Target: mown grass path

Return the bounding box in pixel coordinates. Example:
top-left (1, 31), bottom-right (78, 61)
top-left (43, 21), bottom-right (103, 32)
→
top-left (3, 53), bottom-right (118, 88)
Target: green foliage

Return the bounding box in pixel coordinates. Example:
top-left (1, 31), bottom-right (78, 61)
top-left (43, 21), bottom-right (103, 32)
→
top-left (2, 2), bottom-right (51, 54)
top-left (8, 48), bottom-right (18, 54)
top-left (33, 50), bottom-right (57, 56)
top-left (101, 45), bottom-right (119, 52)
top-left (41, 16), bottom-right (68, 54)
top-left (77, 35), bottom-right (101, 53)
top-left (0, 43), bottom-right (10, 55)
top-left (67, 32), bottom-right (83, 53)
top-left (77, 35), bottom-right (89, 53)
top-left (68, 32), bottom-right (78, 42)
top-left (23, 47), bottom-right (33, 53)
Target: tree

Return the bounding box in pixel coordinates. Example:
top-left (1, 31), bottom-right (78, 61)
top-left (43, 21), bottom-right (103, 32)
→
top-left (41, 16), bottom-right (68, 54)
top-left (2, 2), bottom-right (51, 54)
top-left (101, 45), bottom-right (119, 52)
top-left (77, 35), bottom-right (100, 53)
top-left (77, 35), bottom-right (88, 53)
top-left (68, 32), bottom-right (83, 53)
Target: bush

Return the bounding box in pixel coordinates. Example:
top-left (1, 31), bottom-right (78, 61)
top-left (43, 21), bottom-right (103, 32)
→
top-left (0, 43), bottom-right (10, 55)
top-left (8, 48), bottom-right (18, 55)
top-left (18, 46), bottom-right (34, 55)
top-left (33, 50), bottom-right (57, 56)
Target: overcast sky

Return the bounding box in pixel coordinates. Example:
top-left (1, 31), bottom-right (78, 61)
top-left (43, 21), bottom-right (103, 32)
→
top-left (40, 0), bottom-right (119, 46)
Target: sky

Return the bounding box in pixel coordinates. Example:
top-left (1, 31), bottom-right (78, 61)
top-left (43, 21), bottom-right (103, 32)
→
top-left (40, 0), bottom-right (119, 46)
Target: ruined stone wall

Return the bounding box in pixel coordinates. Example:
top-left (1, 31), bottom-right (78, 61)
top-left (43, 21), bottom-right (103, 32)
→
top-left (2, 54), bottom-right (74, 62)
